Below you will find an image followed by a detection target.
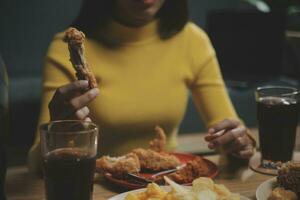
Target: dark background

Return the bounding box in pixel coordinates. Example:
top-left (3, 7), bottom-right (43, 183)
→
top-left (0, 0), bottom-right (299, 165)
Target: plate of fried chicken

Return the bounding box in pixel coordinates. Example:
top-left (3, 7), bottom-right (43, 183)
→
top-left (96, 126), bottom-right (219, 189)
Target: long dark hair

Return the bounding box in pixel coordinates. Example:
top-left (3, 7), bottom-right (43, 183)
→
top-left (72, 0), bottom-right (189, 41)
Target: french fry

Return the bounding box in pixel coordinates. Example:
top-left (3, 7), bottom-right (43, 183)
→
top-left (124, 177), bottom-right (240, 200)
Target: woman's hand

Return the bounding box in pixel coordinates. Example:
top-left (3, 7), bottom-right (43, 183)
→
top-left (204, 119), bottom-right (255, 159)
top-left (48, 80), bottom-right (99, 121)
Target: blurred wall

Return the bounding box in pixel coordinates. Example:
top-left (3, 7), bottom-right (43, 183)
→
top-left (0, 0), bottom-right (81, 148)
top-left (0, 0), bottom-right (240, 152)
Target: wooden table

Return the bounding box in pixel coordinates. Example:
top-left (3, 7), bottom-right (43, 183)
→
top-left (6, 127), bottom-right (300, 200)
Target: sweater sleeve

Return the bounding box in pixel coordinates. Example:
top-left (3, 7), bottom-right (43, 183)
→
top-left (187, 23), bottom-right (238, 128)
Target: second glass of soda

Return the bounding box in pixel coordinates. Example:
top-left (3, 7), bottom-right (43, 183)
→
top-left (256, 86), bottom-right (299, 169)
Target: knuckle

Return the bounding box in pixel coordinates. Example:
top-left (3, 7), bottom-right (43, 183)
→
top-left (227, 130), bottom-right (235, 139)
top-left (234, 128), bottom-right (245, 138)
top-left (237, 137), bottom-right (244, 145)
top-left (236, 131), bottom-right (244, 138)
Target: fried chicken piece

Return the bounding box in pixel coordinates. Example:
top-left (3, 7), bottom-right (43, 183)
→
top-left (132, 148), bottom-right (180, 171)
top-left (277, 162), bottom-right (300, 196)
top-left (269, 187), bottom-right (297, 200)
top-left (149, 126), bottom-right (166, 152)
top-left (167, 156), bottom-right (210, 184)
top-left (96, 153), bottom-right (140, 178)
top-left (63, 27), bottom-right (97, 89)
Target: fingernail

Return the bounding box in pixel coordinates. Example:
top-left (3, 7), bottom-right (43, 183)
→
top-left (90, 88), bottom-right (99, 96)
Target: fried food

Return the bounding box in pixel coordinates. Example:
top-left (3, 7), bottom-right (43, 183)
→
top-left (167, 156), bottom-right (210, 184)
top-left (125, 177), bottom-right (240, 200)
top-left (125, 183), bottom-right (167, 200)
top-left (97, 126), bottom-right (211, 184)
top-left (132, 148), bottom-right (181, 172)
top-left (149, 126), bottom-right (167, 152)
top-left (63, 27), bottom-right (97, 89)
top-left (277, 162), bottom-right (300, 196)
top-left (96, 153), bottom-right (140, 178)
top-left (268, 187), bottom-right (297, 200)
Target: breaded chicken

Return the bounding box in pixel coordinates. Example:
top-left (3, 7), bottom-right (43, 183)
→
top-left (63, 27), bottom-right (97, 89)
top-left (149, 126), bottom-right (167, 152)
top-left (96, 153), bottom-right (140, 178)
top-left (269, 187), bottom-right (297, 200)
top-left (277, 162), bottom-right (300, 196)
top-left (167, 156), bottom-right (210, 184)
top-left (132, 148), bottom-right (181, 171)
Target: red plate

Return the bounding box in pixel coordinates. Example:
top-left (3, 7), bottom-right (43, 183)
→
top-left (97, 152), bottom-right (219, 190)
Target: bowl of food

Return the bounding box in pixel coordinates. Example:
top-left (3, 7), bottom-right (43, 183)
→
top-left (256, 162), bottom-right (300, 200)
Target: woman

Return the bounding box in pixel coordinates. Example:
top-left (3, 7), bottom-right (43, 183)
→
top-left (28, 0), bottom-right (255, 173)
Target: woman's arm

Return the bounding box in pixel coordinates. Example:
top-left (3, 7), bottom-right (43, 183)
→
top-left (191, 56), bottom-right (255, 159)
top-left (186, 24), bottom-right (255, 158)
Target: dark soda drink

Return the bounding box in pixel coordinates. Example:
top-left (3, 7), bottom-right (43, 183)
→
top-left (257, 96), bottom-right (299, 162)
top-left (43, 148), bottom-right (96, 200)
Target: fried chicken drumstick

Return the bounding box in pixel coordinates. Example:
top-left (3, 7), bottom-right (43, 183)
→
top-left (63, 27), bottom-right (97, 89)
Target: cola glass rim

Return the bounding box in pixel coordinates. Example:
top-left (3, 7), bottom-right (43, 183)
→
top-left (40, 120), bottom-right (99, 158)
top-left (40, 120), bottom-right (98, 135)
top-left (256, 86), bottom-right (299, 99)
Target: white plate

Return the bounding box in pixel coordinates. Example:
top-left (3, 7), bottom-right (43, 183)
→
top-left (108, 186), bottom-right (250, 200)
top-left (256, 177), bottom-right (277, 200)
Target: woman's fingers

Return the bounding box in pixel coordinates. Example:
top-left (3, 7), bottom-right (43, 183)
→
top-left (222, 135), bottom-right (249, 153)
top-left (235, 145), bottom-right (255, 159)
top-left (206, 119), bottom-right (255, 159)
top-left (208, 118), bottom-right (240, 134)
top-left (208, 125), bottom-right (246, 149)
top-left (74, 106), bottom-right (90, 120)
top-left (69, 88), bottom-right (99, 111)
top-left (49, 81), bottom-right (99, 121)
top-left (54, 80), bottom-right (90, 101)
top-left (84, 117), bottom-right (92, 122)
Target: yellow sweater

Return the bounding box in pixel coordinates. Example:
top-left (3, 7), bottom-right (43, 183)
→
top-left (28, 20), bottom-right (237, 172)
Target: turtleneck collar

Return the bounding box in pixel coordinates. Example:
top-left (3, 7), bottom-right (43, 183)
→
top-left (99, 19), bottom-right (160, 45)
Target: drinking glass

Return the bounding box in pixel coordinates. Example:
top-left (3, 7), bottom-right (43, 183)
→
top-left (40, 120), bottom-right (98, 200)
top-left (256, 86), bottom-right (299, 168)
top-left (0, 55), bottom-right (8, 200)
